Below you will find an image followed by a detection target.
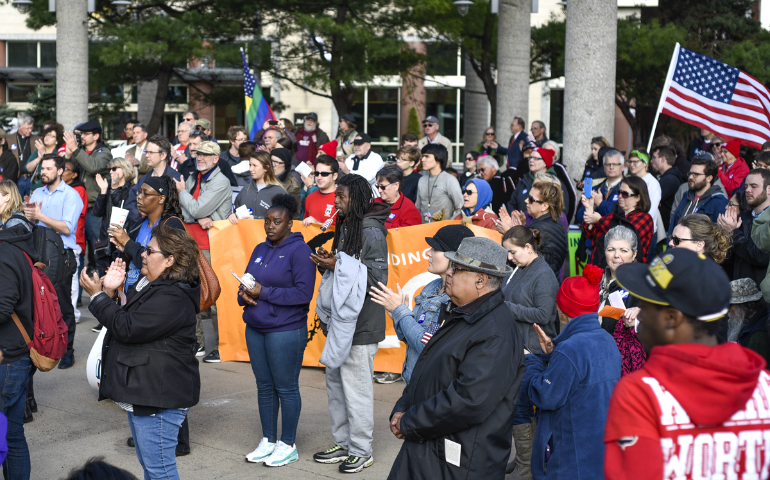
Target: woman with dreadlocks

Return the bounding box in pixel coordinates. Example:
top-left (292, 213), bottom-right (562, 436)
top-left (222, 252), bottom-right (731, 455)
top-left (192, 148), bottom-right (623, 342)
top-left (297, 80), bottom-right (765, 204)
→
top-left (310, 173), bottom-right (390, 473)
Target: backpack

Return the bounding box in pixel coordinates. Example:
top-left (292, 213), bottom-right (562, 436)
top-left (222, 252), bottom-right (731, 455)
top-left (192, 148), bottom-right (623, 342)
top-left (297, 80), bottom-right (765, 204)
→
top-left (14, 213), bottom-right (73, 289)
top-left (11, 251), bottom-right (68, 371)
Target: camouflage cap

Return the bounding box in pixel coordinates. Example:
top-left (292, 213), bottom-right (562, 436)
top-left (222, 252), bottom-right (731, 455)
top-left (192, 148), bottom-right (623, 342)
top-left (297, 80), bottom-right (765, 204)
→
top-left (194, 140), bottom-right (221, 156)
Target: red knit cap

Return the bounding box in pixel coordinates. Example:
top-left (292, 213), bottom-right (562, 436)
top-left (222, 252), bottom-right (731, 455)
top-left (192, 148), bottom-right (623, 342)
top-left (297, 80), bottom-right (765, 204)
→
top-left (556, 264), bottom-right (604, 318)
top-left (721, 139), bottom-right (740, 159)
top-left (319, 140), bottom-right (338, 158)
top-left (533, 147), bottom-right (555, 169)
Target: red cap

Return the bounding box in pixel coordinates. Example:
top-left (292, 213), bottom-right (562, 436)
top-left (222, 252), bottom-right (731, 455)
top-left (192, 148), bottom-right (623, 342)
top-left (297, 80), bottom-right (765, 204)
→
top-left (556, 264), bottom-right (603, 318)
top-left (533, 147), bottom-right (555, 169)
top-left (721, 139), bottom-right (741, 159)
top-left (319, 140), bottom-right (338, 158)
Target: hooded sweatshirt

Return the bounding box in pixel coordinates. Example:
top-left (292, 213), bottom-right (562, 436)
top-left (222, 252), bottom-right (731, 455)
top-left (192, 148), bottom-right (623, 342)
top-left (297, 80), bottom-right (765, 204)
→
top-left (604, 342), bottom-right (768, 480)
top-left (239, 232), bottom-right (316, 332)
top-left (668, 182), bottom-right (729, 235)
top-left (0, 224), bottom-right (38, 364)
top-left (233, 182), bottom-right (287, 219)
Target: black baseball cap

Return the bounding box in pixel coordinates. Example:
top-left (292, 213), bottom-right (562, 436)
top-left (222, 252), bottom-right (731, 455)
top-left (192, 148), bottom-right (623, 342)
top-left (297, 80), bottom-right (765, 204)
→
top-left (425, 225), bottom-right (474, 253)
top-left (353, 133), bottom-right (372, 145)
top-left (615, 248), bottom-right (730, 322)
top-left (341, 113), bottom-right (355, 123)
top-left (78, 120), bottom-right (102, 133)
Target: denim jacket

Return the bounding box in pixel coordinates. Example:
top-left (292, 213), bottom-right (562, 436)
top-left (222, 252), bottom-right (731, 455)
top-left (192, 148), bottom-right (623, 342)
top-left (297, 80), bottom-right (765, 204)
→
top-left (391, 278), bottom-right (449, 385)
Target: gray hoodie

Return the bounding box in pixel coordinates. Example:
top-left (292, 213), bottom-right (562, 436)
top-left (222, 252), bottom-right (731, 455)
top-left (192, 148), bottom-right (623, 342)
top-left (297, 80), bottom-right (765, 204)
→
top-left (234, 183), bottom-right (287, 219)
top-left (415, 171), bottom-right (463, 222)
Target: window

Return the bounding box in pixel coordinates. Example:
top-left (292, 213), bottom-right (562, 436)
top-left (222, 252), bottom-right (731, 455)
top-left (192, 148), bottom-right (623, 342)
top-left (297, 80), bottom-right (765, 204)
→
top-left (426, 88), bottom-right (458, 141)
top-left (40, 43), bottom-right (56, 67)
top-left (426, 43), bottom-right (459, 76)
top-left (366, 89), bottom-right (399, 142)
top-left (166, 86), bottom-right (188, 104)
top-left (7, 84), bottom-right (36, 102)
top-left (7, 42), bottom-right (37, 68)
top-left (549, 89), bottom-right (564, 144)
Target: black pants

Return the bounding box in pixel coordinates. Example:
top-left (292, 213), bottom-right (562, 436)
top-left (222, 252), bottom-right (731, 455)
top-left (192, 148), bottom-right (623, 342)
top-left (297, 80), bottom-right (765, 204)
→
top-left (55, 249), bottom-right (77, 356)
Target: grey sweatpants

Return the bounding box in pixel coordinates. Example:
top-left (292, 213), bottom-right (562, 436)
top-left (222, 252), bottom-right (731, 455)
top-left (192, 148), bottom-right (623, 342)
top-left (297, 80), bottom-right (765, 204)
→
top-left (325, 343), bottom-right (378, 457)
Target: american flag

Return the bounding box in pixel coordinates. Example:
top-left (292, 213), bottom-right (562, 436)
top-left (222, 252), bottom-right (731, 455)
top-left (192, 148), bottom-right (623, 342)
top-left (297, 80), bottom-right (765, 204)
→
top-left (421, 321), bottom-right (441, 345)
top-left (657, 44), bottom-right (770, 150)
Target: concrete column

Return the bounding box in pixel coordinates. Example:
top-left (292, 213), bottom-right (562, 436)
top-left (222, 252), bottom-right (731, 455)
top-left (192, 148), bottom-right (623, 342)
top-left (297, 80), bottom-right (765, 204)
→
top-left (562, 0), bottom-right (617, 179)
top-left (400, 42), bottom-right (426, 138)
top-left (136, 80), bottom-right (158, 125)
top-left (463, 55), bottom-right (490, 158)
top-left (495, 0), bottom-right (530, 133)
top-left (56, 0), bottom-right (88, 131)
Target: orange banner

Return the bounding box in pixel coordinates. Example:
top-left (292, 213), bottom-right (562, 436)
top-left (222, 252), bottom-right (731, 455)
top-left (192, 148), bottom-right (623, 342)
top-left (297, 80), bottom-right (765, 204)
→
top-left (208, 220), bottom-right (501, 372)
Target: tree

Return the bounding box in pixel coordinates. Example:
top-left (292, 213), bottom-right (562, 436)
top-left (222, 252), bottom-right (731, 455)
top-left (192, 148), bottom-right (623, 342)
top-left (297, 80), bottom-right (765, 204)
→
top-left (407, 107), bottom-right (420, 136)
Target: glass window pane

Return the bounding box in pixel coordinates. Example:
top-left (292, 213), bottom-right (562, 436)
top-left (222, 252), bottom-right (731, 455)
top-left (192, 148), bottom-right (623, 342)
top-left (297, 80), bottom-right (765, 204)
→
top-left (7, 84), bottom-right (36, 102)
top-left (426, 88), bottom-right (458, 143)
top-left (7, 42), bottom-right (37, 68)
top-left (549, 89), bottom-right (564, 144)
top-left (166, 86), bottom-right (188, 104)
top-left (40, 43), bottom-right (56, 67)
top-left (366, 88), bottom-right (399, 143)
top-left (350, 89), bottom-right (366, 134)
top-left (426, 43), bottom-right (458, 76)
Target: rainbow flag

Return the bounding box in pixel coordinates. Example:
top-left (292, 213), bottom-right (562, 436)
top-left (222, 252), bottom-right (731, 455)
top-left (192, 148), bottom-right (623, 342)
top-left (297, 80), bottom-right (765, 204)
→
top-left (241, 50), bottom-right (275, 140)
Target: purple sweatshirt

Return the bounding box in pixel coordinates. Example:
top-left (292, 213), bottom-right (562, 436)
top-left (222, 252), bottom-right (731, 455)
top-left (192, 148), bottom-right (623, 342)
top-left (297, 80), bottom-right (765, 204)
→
top-left (238, 232), bottom-right (316, 332)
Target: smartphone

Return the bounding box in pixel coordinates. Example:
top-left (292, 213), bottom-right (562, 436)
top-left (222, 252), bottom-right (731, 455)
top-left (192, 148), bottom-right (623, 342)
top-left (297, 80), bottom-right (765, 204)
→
top-left (86, 266), bottom-right (99, 279)
top-left (268, 120), bottom-right (279, 126)
top-left (584, 177), bottom-right (593, 199)
top-left (230, 270), bottom-right (253, 288)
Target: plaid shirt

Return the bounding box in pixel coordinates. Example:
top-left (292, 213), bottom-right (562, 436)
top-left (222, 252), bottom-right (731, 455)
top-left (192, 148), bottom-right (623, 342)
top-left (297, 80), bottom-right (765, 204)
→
top-left (582, 209), bottom-right (654, 264)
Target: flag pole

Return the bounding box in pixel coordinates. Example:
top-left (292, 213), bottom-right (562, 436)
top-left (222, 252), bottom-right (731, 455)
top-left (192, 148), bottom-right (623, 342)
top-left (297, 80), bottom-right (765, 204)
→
top-left (240, 47), bottom-right (248, 130)
top-left (647, 43), bottom-right (681, 154)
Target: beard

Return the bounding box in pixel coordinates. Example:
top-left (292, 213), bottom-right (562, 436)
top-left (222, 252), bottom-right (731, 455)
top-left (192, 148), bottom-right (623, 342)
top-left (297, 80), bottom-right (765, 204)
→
top-left (727, 308), bottom-right (746, 342)
top-left (304, 121), bottom-right (317, 132)
top-left (689, 178), bottom-right (707, 192)
top-left (748, 190), bottom-right (768, 209)
top-left (41, 174), bottom-right (56, 185)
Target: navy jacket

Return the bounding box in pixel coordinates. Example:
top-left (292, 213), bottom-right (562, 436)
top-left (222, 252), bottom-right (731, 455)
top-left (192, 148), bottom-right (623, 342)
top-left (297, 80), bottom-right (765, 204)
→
top-left (668, 183), bottom-right (728, 235)
top-left (239, 232), bottom-right (316, 333)
top-left (576, 179), bottom-right (621, 223)
top-left (524, 312), bottom-right (620, 480)
top-left (496, 131), bottom-right (529, 169)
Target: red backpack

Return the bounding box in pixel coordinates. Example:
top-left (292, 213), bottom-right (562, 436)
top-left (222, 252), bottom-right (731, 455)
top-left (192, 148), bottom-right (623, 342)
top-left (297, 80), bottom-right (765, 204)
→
top-left (12, 252), bottom-right (68, 372)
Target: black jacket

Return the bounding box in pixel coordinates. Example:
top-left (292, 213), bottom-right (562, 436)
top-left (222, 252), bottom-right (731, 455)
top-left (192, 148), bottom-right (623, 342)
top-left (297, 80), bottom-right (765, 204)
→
top-left (0, 225), bottom-right (37, 364)
top-left (731, 210), bottom-right (770, 286)
top-left (657, 166), bottom-right (685, 230)
top-left (388, 290), bottom-right (525, 480)
top-left (530, 214), bottom-right (569, 278)
top-left (92, 183), bottom-right (132, 261)
top-left (89, 278), bottom-right (201, 414)
top-left (0, 149), bottom-right (19, 184)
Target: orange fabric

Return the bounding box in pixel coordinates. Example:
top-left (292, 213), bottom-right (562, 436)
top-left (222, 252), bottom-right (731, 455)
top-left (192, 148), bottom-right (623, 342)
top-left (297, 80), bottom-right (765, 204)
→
top-left (209, 220), bottom-right (501, 372)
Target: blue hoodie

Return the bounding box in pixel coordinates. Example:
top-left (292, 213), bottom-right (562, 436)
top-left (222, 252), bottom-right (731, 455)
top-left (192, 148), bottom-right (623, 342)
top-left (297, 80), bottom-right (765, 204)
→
top-left (463, 178), bottom-right (493, 216)
top-left (238, 232), bottom-right (317, 332)
top-left (523, 312), bottom-right (620, 480)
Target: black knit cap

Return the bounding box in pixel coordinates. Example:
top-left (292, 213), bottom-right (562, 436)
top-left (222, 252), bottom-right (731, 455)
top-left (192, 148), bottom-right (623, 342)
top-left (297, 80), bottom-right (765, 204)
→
top-left (144, 176), bottom-right (169, 197)
top-left (426, 224), bottom-right (475, 253)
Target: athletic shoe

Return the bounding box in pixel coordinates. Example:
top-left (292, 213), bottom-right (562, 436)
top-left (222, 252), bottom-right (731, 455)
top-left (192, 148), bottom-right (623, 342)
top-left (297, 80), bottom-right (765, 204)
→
top-left (92, 325), bottom-right (103, 333)
top-left (245, 437), bottom-right (275, 463)
top-left (264, 441), bottom-right (298, 467)
top-left (203, 350), bottom-right (221, 363)
top-left (374, 373), bottom-right (402, 384)
top-left (195, 345), bottom-right (206, 357)
top-left (313, 445), bottom-right (348, 464)
top-left (339, 455), bottom-right (373, 473)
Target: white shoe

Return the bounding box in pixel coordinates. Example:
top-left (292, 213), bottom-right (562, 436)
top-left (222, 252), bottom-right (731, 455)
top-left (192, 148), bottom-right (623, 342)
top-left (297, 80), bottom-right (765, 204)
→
top-left (264, 441), bottom-right (299, 467)
top-left (245, 437), bottom-right (275, 463)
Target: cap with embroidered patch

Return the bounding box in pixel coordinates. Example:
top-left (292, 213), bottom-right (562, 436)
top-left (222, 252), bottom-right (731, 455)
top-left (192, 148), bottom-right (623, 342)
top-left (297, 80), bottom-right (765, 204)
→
top-left (615, 248), bottom-right (730, 321)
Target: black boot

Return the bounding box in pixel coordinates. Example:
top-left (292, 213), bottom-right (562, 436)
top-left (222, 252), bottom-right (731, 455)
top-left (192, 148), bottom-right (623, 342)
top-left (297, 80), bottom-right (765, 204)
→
top-left (26, 376), bottom-right (37, 413)
top-left (127, 437), bottom-right (135, 447)
top-left (23, 402), bottom-right (34, 423)
top-left (176, 416), bottom-right (191, 456)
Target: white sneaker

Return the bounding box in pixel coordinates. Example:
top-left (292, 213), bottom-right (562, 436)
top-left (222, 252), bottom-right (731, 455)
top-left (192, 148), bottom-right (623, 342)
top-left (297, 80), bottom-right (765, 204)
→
top-left (264, 441), bottom-right (299, 467)
top-left (245, 437), bottom-right (275, 463)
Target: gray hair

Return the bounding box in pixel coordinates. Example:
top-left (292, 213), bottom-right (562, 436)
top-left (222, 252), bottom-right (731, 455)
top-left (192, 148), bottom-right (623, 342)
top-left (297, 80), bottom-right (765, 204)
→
top-left (477, 155), bottom-right (499, 172)
top-left (18, 113), bottom-right (33, 126)
top-left (604, 148), bottom-right (625, 166)
top-left (133, 123), bottom-right (147, 133)
top-left (179, 121), bottom-right (195, 132)
top-left (604, 225), bottom-right (638, 252)
top-left (487, 275), bottom-right (503, 291)
top-left (265, 128), bottom-right (283, 140)
top-left (543, 140), bottom-right (561, 163)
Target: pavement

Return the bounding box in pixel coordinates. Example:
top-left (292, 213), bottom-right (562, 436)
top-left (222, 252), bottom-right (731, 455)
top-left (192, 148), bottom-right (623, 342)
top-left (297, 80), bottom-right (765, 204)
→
top-left (25, 298), bottom-right (518, 479)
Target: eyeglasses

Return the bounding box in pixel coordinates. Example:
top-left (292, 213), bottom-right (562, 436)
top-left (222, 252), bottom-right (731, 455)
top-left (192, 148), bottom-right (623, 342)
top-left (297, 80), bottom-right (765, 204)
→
top-left (376, 183), bottom-right (395, 191)
top-left (524, 156), bottom-right (543, 162)
top-left (144, 246), bottom-right (167, 257)
top-left (669, 235), bottom-right (697, 246)
top-left (605, 163), bottom-right (622, 168)
top-left (314, 171), bottom-right (333, 177)
top-left (177, 129), bottom-right (189, 134)
top-left (526, 195), bottom-right (546, 204)
top-left (687, 171), bottom-right (706, 177)
top-left (727, 202), bottom-right (740, 208)
top-left (627, 159), bottom-right (644, 165)
top-left (137, 190), bottom-right (161, 198)
top-left (63, 168), bottom-right (76, 173)
top-left (449, 262), bottom-right (476, 274)
top-left (465, 156), bottom-right (474, 161)
top-left (422, 123), bottom-right (434, 127)
top-left (712, 142), bottom-right (723, 148)
top-left (462, 189), bottom-right (476, 196)
top-left (618, 190), bottom-right (638, 199)
top-left (143, 150), bottom-right (161, 155)
top-left (484, 132), bottom-right (494, 136)
top-left (272, 160), bottom-right (285, 166)
top-left (110, 167), bottom-right (121, 172)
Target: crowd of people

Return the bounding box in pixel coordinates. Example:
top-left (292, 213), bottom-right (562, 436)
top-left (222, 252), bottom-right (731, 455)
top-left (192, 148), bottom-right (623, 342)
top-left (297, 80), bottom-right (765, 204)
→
top-left (1, 109), bottom-right (769, 480)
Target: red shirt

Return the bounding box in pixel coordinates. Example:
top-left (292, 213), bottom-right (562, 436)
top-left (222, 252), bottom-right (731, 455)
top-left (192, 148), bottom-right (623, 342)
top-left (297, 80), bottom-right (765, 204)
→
top-left (304, 189), bottom-right (337, 227)
top-left (73, 184), bottom-right (87, 253)
top-left (718, 158), bottom-right (750, 198)
top-left (374, 194), bottom-right (422, 229)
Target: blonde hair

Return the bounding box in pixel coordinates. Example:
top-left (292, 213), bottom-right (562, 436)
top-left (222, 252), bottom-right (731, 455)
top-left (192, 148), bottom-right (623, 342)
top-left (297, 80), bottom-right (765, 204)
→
top-left (678, 214), bottom-right (732, 264)
top-left (532, 179), bottom-right (564, 223)
top-left (109, 157), bottom-right (136, 183)
top-left (0, 180), bottom-right (24, 225)
top-left (250, 150), bottom-right (282, 187)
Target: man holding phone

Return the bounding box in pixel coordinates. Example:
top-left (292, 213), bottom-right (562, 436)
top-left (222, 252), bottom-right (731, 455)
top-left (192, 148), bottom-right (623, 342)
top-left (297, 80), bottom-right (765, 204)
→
top-left (25, 154), bottom-right (83, 369)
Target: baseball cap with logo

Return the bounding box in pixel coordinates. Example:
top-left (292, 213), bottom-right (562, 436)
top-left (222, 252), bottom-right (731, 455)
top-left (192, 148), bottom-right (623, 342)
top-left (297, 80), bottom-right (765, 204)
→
top-left (615, 248), bottom-right (730, 321)
top-left (194, 140), bottom-right (221, 156)
top-left (423, 116), bottom-right (439, 125)
top-left (353, 133), bottom-right (372, 145)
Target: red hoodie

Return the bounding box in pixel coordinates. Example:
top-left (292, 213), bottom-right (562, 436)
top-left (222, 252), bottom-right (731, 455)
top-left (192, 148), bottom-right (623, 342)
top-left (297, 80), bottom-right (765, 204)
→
top-left (604, 342), bottom-right (768, 480)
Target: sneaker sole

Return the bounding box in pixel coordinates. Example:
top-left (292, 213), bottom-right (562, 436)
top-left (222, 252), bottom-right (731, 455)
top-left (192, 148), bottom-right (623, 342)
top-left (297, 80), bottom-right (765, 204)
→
top-left (375, 378), bottom-right (400, 384)
top-left (265, 453), bottom-right (299, 467)
top-left (340, 457), bottom-right (373, 473)
top-left (203, 359), bottom-right (221, 363)
top-left (314, 456), bottom-right (347, 464)
top-left (195, 352), bottom-right (206, 357)
top-left (245, 454), bottom-right (273, 463)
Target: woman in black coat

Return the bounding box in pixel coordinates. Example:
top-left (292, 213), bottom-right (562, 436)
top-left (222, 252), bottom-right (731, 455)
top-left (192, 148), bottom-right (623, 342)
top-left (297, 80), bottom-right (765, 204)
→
top-left (80, 224), bottom-right (201, 480)
top-left (92, 158), bottom-right (134, 272)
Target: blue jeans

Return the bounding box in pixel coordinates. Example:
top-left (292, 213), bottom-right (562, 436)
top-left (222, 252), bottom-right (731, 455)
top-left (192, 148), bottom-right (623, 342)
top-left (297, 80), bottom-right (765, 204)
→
top-left (514, 363), bottom-right (535, 425)
top-left (1, 355), bottom-right (32, 480)
top-left (245, 325), bottom-right (307, 445)
top-left (127, 408), bottom-right (187, 480)
top-left (84, 211), bottom-right (102, 249)
top-left (17, 176), bottom-right (31, 198)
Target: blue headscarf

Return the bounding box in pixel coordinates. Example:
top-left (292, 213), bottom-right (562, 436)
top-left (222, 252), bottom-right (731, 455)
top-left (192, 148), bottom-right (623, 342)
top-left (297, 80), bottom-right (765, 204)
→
top-left (463, 178), bottom-right (493, 216)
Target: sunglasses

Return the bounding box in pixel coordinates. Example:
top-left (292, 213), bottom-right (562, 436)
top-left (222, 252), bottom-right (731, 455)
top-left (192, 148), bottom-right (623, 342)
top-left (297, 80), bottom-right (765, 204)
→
top-left (669, 235), bottom-right (696, 246)
top-left (592, 136), bottom-right (604, 143)
top-left (618, 190), bottom-right (638, 199)
top-left (485, 132), bottom-right (494, 136)
top-left (422, 123), bottom-right (434, 127)
top-left (314, 171), bottom-right (333, 177)
top-left (526, 195), bottom-right (545, 204)
top-left (462, 189), bottom-right (477, 196)
top-left (376, 183), bottom-right (395, 191)
top-left (449, 262), bottom-right (475, 274)
top-left (465, 156), bottom-right (475, 161)
top-left (110, 167), bottom-right (121, 172)
top-left (144, 246), bottom-right (167, 257)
